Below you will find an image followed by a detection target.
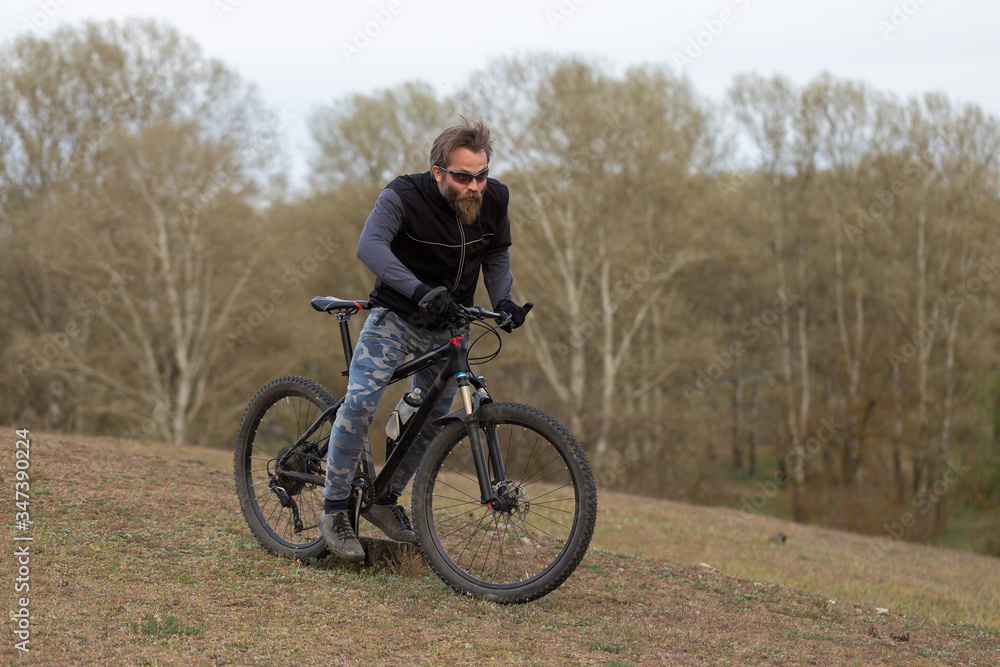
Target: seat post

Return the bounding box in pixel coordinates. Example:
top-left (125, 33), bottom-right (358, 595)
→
top-left (337, 314), bottom-right (355, 371)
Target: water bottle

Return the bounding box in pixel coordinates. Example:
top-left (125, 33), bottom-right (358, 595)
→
top-left (386, 388), bottom-right (422, 440)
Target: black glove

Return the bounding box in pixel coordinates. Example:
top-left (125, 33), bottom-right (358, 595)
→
top-left (410, 285), bottom-right (459, 329)
top-left (496, 299), bottom-right (530, 332)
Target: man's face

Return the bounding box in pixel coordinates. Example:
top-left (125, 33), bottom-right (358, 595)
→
top-left (434, 147), bottom-right (488, 224)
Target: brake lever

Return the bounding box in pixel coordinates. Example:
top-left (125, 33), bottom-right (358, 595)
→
top-left (499, 301), bottom-right (532, 332)
top-left (418, 286), bottom-right (449, 309)
top-left (454, 305), bottom-right (523, 331)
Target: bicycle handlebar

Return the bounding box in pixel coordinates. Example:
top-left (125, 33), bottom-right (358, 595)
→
top-left (460, 304), bottom-right (502, 320)
top-left (312, 293), bottom-right (532, 330)
top-left (417, 286), bottom-right (532, 330)
top-left (453, 304), bottom-right (508, 330)
top-left (456, 301), bottom-right (533, 329)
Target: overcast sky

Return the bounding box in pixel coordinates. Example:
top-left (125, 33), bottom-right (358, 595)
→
top-left (3, 0), bottom-right (998, 190)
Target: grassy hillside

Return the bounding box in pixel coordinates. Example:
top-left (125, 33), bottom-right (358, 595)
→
top-left (1, 427), bottom-right (998, 665)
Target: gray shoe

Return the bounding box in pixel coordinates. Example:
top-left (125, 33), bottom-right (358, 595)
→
top-left (320, 510), bottom-right (365, 562)
top-left (364, 503), bottom-right (418, 544)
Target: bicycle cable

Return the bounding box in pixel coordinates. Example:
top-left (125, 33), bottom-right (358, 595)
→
top-left (466, 316), bottom-right (504, 366)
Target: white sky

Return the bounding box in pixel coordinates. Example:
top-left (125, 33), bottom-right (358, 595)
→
top-left (3, 0), bottom-right (998, 191)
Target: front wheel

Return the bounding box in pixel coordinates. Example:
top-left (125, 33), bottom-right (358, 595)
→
top-left (411, 402), bottom-right (597, 603)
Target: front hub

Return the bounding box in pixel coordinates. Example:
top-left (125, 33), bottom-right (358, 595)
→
top-left (490, 481), bottom-right (530, 527)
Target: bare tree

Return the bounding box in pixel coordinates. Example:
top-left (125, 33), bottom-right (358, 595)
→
top-left (894, 94), bottom-right (1000, 536)
top-left (0, 20), bottom-right (285, 444)
top-left (308, 81), bottom-right (450, 192)
top-left (727, 73), bottom-right (814, 521)
top-left (460, 58), bottom-right (712, 473)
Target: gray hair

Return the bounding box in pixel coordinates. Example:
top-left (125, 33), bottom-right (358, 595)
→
top-left (429, 116), bottom-right (494, 170)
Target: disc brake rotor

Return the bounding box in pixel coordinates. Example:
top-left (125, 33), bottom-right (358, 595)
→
top-left (491, 481), bottom-right (530, 528)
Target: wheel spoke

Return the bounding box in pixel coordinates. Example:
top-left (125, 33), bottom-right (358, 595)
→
top-left (416, 404), bottom-right (596, 602)
top-left (235, 377), bottom-right (338, 558)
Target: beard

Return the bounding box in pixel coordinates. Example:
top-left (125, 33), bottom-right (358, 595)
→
top-left (438, 178), bottom-right (484, 224)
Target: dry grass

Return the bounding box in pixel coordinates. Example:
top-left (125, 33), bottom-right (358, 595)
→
top-left (595, 491), bottom-right (1000, 631)
top-left (1, 427), bottom-right (998, 665)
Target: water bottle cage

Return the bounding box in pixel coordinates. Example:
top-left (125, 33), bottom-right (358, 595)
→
top-left (386, 411), bottom-right (403, 440)
top-left (385, 389), bottom-right (422, 440)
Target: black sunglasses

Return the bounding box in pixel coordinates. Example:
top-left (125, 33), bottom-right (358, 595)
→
top-left (435, 165), bottom-right (489, 185)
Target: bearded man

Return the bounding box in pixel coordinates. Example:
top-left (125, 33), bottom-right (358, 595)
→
top-left (320, 117), bottom-right (528, 561)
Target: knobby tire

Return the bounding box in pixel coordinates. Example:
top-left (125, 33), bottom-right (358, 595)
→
top-left (411, 402), bottom-right (597, 603)
top-left (234, 375), bottom-right (336, 561)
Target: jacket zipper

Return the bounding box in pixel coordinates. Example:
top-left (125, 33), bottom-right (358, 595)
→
top-left (451, 212), bottom-right (465, 295)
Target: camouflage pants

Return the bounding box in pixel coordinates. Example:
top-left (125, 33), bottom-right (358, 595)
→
top-left (324, 307), bottom-right (466, 503)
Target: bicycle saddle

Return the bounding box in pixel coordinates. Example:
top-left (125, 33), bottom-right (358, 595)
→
top-left (310, 296), bottom-right (370, 313)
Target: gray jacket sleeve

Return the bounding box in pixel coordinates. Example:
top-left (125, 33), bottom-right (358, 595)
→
top-left (356, 188), bottom-right (422, 299)
top-left (483, 213), bottom-right (514, 308)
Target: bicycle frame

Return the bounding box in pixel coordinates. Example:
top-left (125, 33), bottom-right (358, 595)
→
top-left (275, 305), bottom-right (504, 511)
top-left (234, 291), bottom-right (597, 603)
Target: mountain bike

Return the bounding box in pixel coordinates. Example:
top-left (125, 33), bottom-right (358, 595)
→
top-left (233, 295), bottom-right (597, 604)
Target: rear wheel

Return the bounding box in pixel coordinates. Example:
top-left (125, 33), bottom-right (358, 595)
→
top-left (234, 375), bottom-right (337, 561)
top-left (411, 402), bottom-right (597, 603)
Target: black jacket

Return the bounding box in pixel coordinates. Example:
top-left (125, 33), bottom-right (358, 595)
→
top-left (357, 171), bottom-right (513, 324)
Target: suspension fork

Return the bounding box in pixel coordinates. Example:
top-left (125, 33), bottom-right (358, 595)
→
top-left (472, 373), bottom-right (507, 484)
top-left (457, 372), bottom-right (501, 506)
